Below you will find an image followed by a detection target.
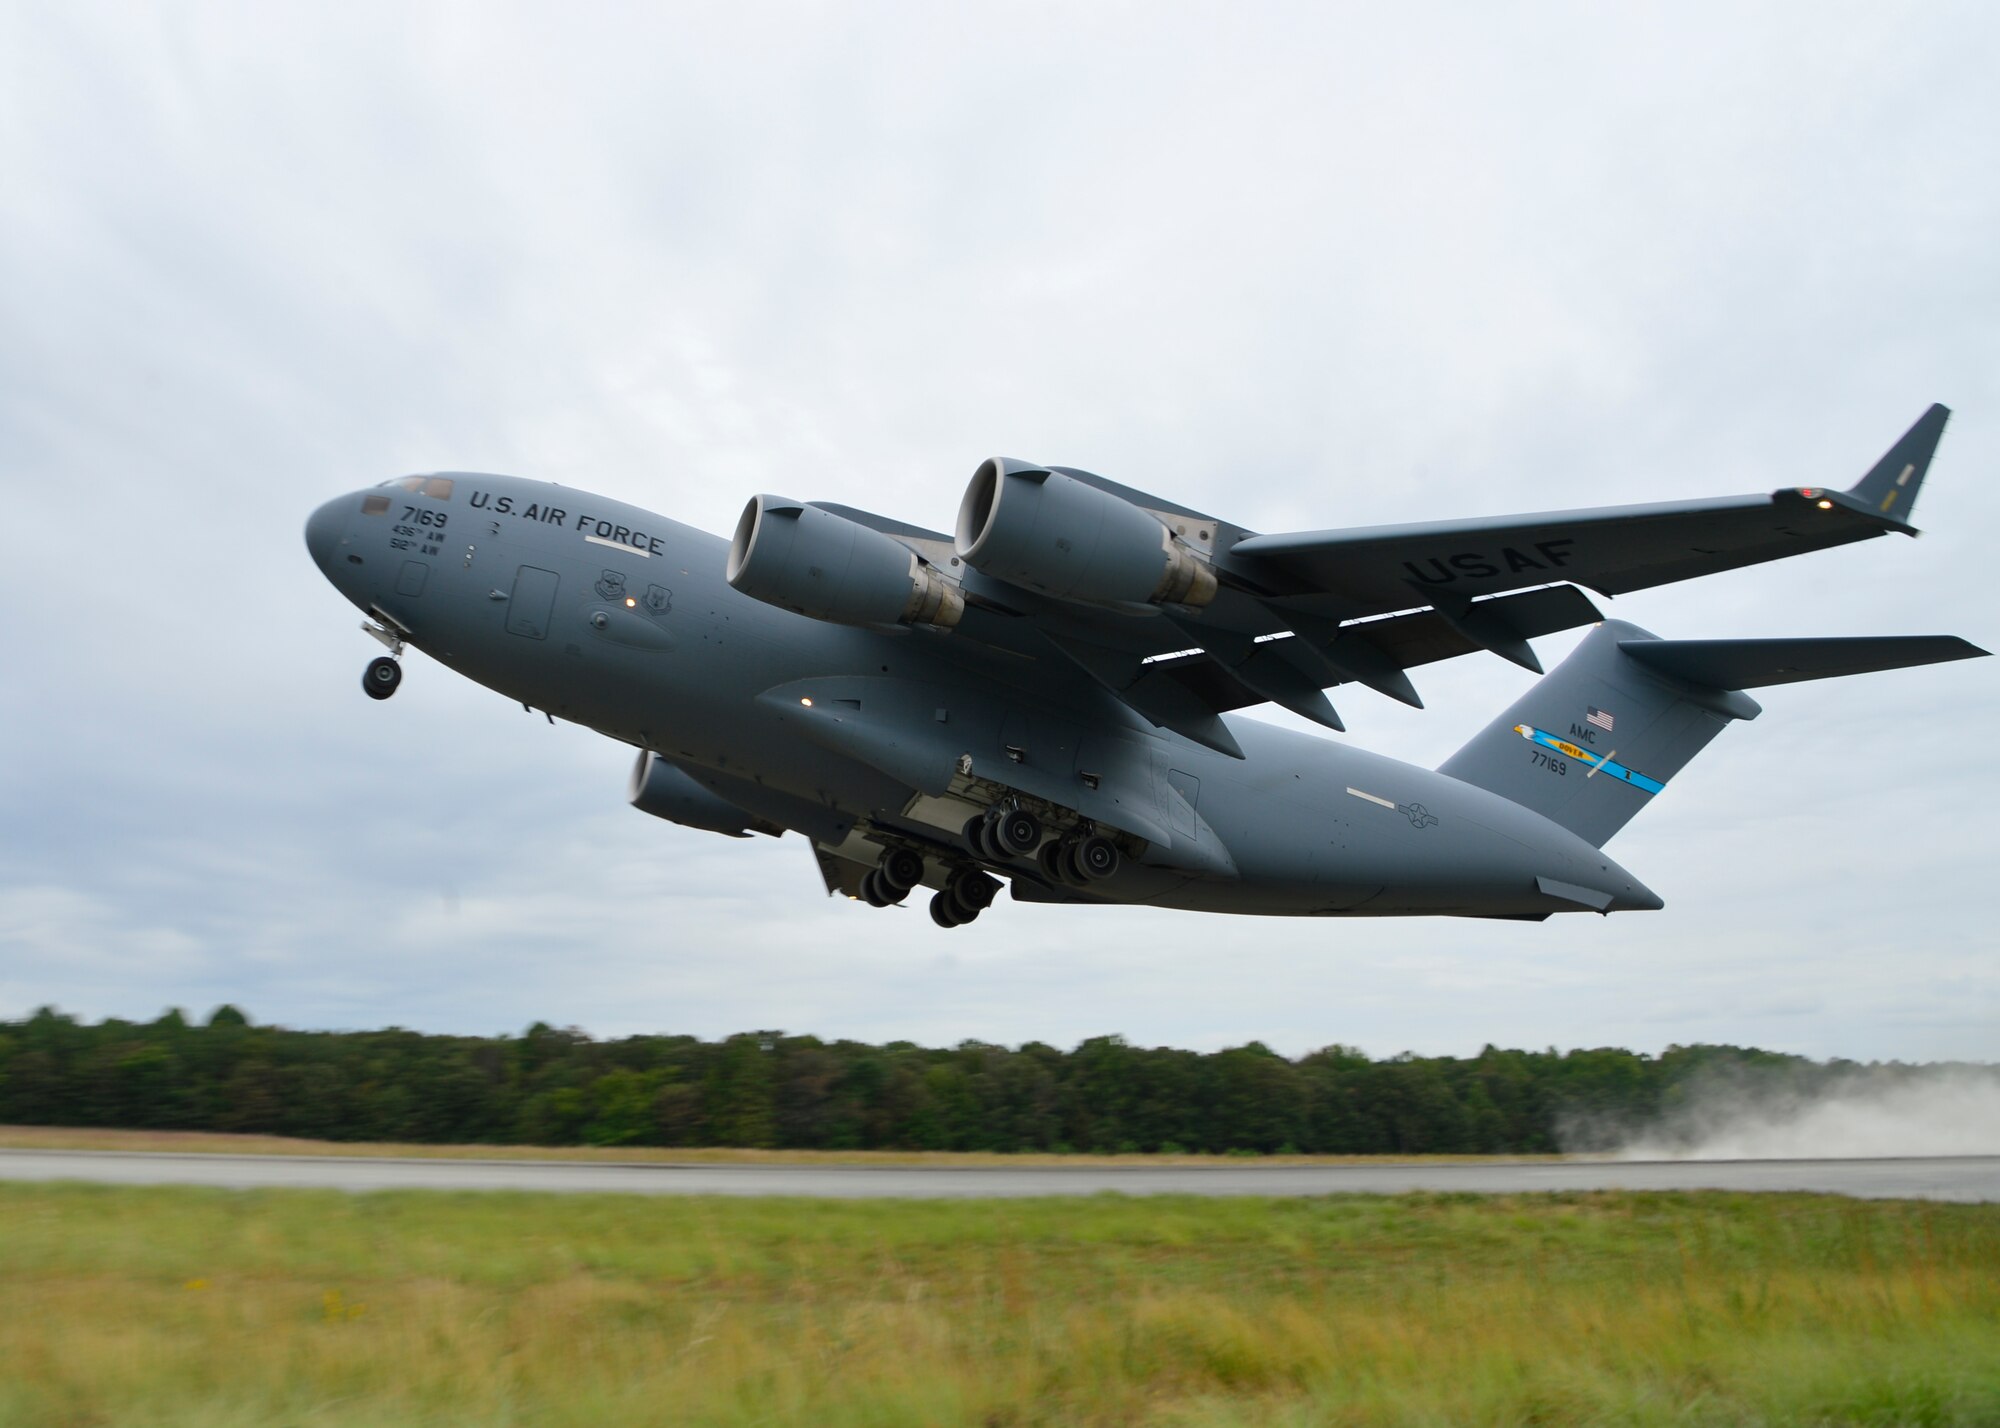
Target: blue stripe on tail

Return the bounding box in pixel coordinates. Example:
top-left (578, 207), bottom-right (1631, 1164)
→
top-left (1511, 724), bottom-right (1666, 796)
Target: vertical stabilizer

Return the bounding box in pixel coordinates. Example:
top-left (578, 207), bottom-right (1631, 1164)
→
top-left (1440, 619), bottom-right (1986, 847)
top-left (1439, 621), bottom-right (1747, 847)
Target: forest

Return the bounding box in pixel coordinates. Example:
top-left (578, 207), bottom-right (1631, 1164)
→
top-left (0, 1005), bottom-right (1950, 1154)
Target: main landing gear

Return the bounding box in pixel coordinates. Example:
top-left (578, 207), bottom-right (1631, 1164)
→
top-left (859, 846), bottom-right (926, 908)
top-left (858, 806), bottom-right (1127, 931)
top-left (929, 868), bottom-right (1000, 928)
top-left (855, 847), bottom-right (998, 927)
top-left (964, 806), bottom-right (1122, 889)
top-left (1039, 832), bottom-right (1121, 887)
top-left (962, 807), bottom-right (1041, 862)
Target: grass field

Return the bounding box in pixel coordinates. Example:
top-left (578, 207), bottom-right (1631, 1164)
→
top-left (0, 1124), bottom-right (1571, 1165)
top-left (1, 1183), bottom-right (1995, 1426)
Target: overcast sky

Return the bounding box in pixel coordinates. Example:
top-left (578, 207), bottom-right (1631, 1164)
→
top-left (3, 1), bottom-right (1996, 1064)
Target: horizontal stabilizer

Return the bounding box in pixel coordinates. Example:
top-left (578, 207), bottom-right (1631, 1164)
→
top-left (1620, 634), bottom-right (1988, 691)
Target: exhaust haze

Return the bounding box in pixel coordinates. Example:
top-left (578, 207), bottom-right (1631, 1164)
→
top-left (1576, 1064), bottom-right (2000, 1160)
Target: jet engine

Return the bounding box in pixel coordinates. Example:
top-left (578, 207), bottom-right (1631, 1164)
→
top-left (955, 458), bottom-right (1217, 609)
top-left (628, 752), bottom-right (781, 837)
top-left (727, 495), bottom-right (964, 629)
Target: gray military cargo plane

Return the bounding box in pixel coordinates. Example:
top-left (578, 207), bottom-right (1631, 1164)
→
top-left (306, 405), bottom-right (1985, 928)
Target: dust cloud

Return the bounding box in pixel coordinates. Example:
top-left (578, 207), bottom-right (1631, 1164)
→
top-left (1570, 1064), bottom-right (2000, 1160)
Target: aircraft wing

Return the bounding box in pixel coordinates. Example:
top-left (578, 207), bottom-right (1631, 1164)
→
top-left (774, 407), bottom-right (1952, 758)
top-left (1226, 405), bottom-right (1948, 606)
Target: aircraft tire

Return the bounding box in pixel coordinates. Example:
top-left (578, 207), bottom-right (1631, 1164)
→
top-left (881, 847), bottom-right (925, 894)
top-left (974, 817), bottom-right (1006, 864)
top-left (995, 809), bottom-right (1040, 857)
top-left (363, 656), bottom-right (402, 700)
top-left (860, 870), bottom-right (890, 907)
top-left (944, 870), bottom-right (994, 920)
top-left (1077, 835), bottom-right (1120, 881)
top-left (1037, 842), bottom-right (1070, 885)
top-left (1061, 841), bottom-right (1089, 884)
top-left (928, 892), bottom-right (961, 928)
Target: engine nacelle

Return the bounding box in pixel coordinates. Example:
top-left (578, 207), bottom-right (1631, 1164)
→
top-left (727, 495), bottom-right (964, 629)
top-left (955, 458), bottom-right (1217, 609)
top-left (628, 752), bottom-right (780, 838)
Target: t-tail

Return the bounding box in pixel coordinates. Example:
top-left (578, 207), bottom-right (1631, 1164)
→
top-left (1439, 619), bottom-right (1987, 848)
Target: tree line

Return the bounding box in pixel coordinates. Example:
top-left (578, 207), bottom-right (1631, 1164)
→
top-left (0, 1005), bottom-right (1954, 1154)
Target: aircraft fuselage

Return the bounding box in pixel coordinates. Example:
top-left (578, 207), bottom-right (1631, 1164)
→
top-left (306, 472), bottom-right (1661, 920)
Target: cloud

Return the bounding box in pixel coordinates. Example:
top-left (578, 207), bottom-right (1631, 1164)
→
top-left (2, 1), bottom-right (1996, 1061)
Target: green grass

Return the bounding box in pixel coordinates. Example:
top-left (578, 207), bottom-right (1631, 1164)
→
top-left (0, 1185), bottom-right (1994, 1425)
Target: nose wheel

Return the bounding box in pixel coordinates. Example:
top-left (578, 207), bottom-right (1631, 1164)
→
top-left (363, 655), bottom-right (403, 700)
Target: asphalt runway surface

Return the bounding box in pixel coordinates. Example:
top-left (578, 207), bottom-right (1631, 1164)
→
top-left (1, 1149), bottom-right (1995, 1200)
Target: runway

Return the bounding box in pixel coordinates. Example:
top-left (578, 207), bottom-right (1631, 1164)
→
top-left (2, 1149), bottom-right (1995, 1200)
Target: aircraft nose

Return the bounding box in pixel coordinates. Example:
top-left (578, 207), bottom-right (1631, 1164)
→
top-left (305, 496), bottom-right (349, 573)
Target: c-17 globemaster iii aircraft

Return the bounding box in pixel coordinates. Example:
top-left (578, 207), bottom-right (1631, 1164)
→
top-left (306, 404), bottom-right (1985, 928)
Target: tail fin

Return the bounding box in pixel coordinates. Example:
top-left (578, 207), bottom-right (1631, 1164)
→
top-left (1439, 619), bottom-right (1986, 847)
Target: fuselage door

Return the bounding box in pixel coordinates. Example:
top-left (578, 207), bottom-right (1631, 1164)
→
top-left (506, 566), bottom-right (559, 640)
top-left (1166, 769), bottom-right (1200, 836)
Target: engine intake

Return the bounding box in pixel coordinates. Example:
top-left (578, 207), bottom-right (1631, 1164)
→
top-left (728, 495), bottom-right (963, 629)
top-left (955, 458), bottom-right (1217, 609)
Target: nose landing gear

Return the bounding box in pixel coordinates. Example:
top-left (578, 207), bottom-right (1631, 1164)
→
top-left (363, 655), bottom-right (403, 700)
top-left (358, 610), bottom-right (411, 701)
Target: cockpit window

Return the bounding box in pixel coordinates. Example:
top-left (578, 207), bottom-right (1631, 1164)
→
top-left (361, 495), bottom-right (391, 516)
top-left (375, 475), bottom-right (455, 498)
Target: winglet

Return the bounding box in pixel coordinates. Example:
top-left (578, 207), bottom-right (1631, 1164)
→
top-left (1844, 403), bottom-right (1949, 526)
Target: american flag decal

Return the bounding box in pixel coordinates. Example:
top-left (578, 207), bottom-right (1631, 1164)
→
top-left (1586, 706), bottom-right (1615, 732)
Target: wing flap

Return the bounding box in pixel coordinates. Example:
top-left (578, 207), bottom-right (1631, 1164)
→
top-left (1043, 633), bottom-right (1248, 757)
top-left (1124, 585), bottom-right (1604, 720)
